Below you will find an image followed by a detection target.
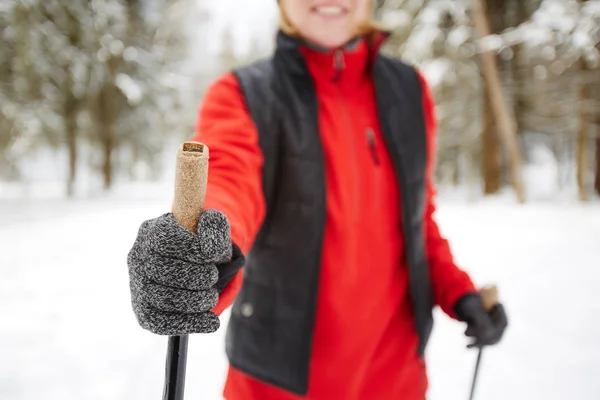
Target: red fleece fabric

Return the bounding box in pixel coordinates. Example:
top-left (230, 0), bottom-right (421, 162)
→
top-left (192, 38), bottom-right (475, 400)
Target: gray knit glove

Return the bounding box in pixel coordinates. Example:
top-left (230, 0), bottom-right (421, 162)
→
top-left (127, 209), bottom-right (233, 335)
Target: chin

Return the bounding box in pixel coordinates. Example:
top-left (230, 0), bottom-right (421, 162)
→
top-left (306, 32), bottom-right (355, 50)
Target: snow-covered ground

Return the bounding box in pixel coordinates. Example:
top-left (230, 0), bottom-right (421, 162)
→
top-left (1, 182), bottom-right (599, 400)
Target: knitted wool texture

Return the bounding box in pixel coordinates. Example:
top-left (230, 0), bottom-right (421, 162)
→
top-left (128, 209), bottom-right (233, 335)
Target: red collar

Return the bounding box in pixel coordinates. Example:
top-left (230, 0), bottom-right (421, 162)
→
top-left (297, 31), bottom-right (390, 94)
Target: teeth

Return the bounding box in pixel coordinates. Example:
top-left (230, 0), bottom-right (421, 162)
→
top-left (316, 6), bottom-right (343, 15)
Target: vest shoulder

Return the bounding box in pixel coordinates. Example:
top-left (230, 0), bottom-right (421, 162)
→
top-left (232, 58), bottom-right (274, 83)
top-left (231, 58), bottom-right (276, 108)
top-left (375, 54), bottom-right (423, 95)
top-left (377, 54), bottom-right (420, 79)
top-left (376, 54), bottom-right (417, 73)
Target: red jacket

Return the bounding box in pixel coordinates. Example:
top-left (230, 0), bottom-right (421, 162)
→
top-left (191, 38), bottom-right (475, 400)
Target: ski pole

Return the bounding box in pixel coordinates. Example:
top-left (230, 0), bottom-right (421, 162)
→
top-left (163, 335), bottom-right (189, 400)
top-left (164, 141), bottom-right (210, 400)
top-left (468, 285), bottom-right (498, 400)
top-left (468, 347), bottom-right (483, 400)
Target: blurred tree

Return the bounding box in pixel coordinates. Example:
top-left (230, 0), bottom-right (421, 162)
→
top-left (577, 59), bottom-right (590, 201)
top-left (55, 3), bottom-right (90, 196)
top-left (0, 0), bottom-right (200, 195)
top-left (575, 0), bottom-right (599, 201)
top-left (1, 2), bottom-right (91, 193)
top-left (379, 0), bottom-right (484, 194)
top-left (498, 0), bottom-right (600, 199)
top-left (595, 118), bottom-right (600, 196)
top-left (472, 0), bottom-right (526, 202)
top-left (0, 2), bottom-right (19, 180)
top-left (595, 40), bottom-right (600, 198)
top-left (377, 0), bottom-right (600, 201)
top-left (506, 0), bottom-right (542, 133)
top-left (481, 0), bottom-right (504, 195)
top-left (86, 0), bottom-right (196, 190)
top-left (595, 66), bottom-right (600, 197)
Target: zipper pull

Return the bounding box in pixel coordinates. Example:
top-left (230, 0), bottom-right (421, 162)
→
top-left (333, 49), bottom-right (345, 81)
top-left (333, 48), bottom-right (345, 70)
top-left (366, 127), bottom-right (380, 165)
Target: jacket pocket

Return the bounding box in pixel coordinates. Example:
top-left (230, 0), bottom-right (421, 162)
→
top-left (229, 278), bottom-right (275, 330)
top-left (225, 279), bottom-right (279, 384)
top-left (225, 278), bottom-right (310, 395)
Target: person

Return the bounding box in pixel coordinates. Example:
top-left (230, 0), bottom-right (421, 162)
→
top-left (127, 0), bottom-right (509, 399)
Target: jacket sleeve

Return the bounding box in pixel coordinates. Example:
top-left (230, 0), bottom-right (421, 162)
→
top-left (418, 71), bottom-right (477, 320)
top-left (190, 72), bottom-right (266, 316)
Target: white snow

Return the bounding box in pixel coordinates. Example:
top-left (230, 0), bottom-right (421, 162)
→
top-left (1, 182), bottom-right (599, 400)
top-left (2, 1), bottom-right (600, 398)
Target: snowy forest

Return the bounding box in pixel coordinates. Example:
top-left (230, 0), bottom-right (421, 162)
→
top-left (2, 2), bottom-right (600, 400)
top-left (1, 0), bottom-right (599, 202)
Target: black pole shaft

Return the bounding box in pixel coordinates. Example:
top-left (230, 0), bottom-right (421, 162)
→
top-left (468, 347), bottom-right (483, 400)
top-left (163, 334), bottom-right (189, 400)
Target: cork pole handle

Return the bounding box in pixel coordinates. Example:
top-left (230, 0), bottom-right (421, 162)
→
top-left (173, 141), bottom-right (210, 232)
top-left (480, 284), bottom-right (499, 312)
top-left (163, 141), bottom-right (210, 400)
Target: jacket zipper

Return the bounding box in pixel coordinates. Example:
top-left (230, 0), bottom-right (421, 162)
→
top-left (333, 48), bottom-right (345, 81)
top-left (333, 48), bottom-right (361, 223)
top-left (366, 127), bottom-right (380, 165)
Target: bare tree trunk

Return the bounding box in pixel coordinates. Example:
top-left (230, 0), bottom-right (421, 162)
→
top-left (471, 0), bottom-right (526, 203)
top-left (576, 120), bottom-right (589, 201)
top-left (594, 129), bottom-right (600, 197)
top-left (594, 128), bottom-right (600, 196)
top-left (481, 0), bottom-right (503, 195)
top-left (451, 149), bottom-right (461, 186)
top-left (97, 85), bottom-right (116, 190)
top-left (65, 97), bottom-right (78, 197)
top-left (591, 3), bottom-right (600, 198)
top-left (510, 0), bottom-right (529, 133)
top-left (482, 86), bottom-right (502, 194)
top-left (577, 64), bottom-right (590, 201)
top-left (62, 6), bottom-right (84, 197)
top-left (102, 132), bottom-right (114, 190)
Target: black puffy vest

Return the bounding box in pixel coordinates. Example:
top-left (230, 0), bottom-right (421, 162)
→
top-left (224, 31), bottom-right (433, 396)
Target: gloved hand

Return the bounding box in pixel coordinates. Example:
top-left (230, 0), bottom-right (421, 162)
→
top-left (127, 209), bottom-right (245, 336)
top-left (454, 293), bottom-right (508, 348)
